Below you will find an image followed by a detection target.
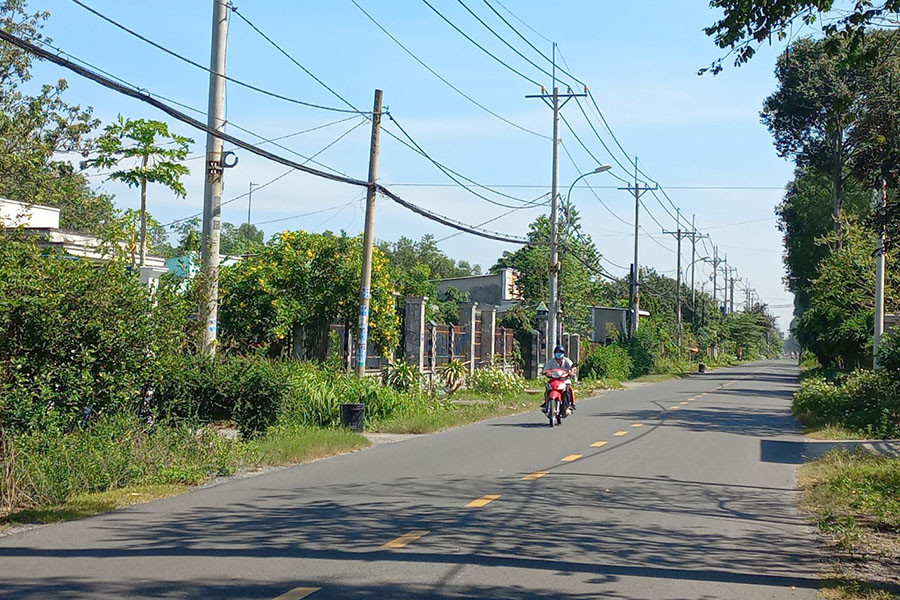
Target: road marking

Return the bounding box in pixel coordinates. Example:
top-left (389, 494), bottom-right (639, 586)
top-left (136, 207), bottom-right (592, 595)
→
top-left (561, 454), bottom-right (582, 462)
top-left (680, 401), bottom-right (688, 405)
top-left (631, 423), bottom-right (643, 427)
top-left (522, 471), bottom-right (547, 480)
top-left (466, 494), bottom-right (501, 508)
top-left (590, 440), bottom-right (608, 447)
top-left (273, 587), bottom-right (320, 600)
top-left (669, 405), bottom-right (680, 409)
top-left (613, 430), bottom-right (628, 436)
top-left (382, 530), bottom-right (429, 549)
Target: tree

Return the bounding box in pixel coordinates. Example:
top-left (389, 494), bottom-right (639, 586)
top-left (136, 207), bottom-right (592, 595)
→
top-left (704, 0), bottom-right (900, 74)
top-left (83, 116), bottom-right (192, 265)
top-left (777, 166), bottom-right (872, 313)
top-left (492, 206), bottom-right (608, 335)
top-left (219, 222), bottom-right (265, 256)
top-left (219, 230), bottom-right (398, 358)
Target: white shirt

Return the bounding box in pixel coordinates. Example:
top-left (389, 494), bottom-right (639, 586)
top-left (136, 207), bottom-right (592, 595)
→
top-left (543, 356), bottom-right (575, 384)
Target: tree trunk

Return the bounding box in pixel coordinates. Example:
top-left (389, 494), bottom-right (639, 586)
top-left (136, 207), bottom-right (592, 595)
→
top-left (138, 154), bottom-right (149, 266)
top-left (832, 126), bottom-right (844, 247)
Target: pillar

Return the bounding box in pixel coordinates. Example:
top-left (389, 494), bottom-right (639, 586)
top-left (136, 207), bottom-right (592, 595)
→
top-left (459, 301), bottom-right (478, 375)
top-left (480, 305), bottom-right (497, 367)
top-left (403, 296), bottom-right (428, 372)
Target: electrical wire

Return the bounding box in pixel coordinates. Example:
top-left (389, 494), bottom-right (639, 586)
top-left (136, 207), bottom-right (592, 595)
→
top-left (347, 0), bottom-right (548, 140)
top-left (162, 116), bottom-right (369, 227)
top-left (254, 200), bottom-right (359, 227)
top-left (454, 0), bottom-right (571, 88)
top-left (0, 30), bottom-right (530, 245)
top-left (68, 0), bottom-right (368, 114)
top-left (419, 0), bottom-right (543, 87)
top-left (559, 140), bottom-right (633, 227)
top-left (559, 113), bottom-right (632, 185)
top-left (434, 192), bottom-right (550, 243)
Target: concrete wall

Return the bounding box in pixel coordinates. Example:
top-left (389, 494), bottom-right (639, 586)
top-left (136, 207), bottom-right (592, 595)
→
top-left (436, 268), bottom-right (521, 309)
top-left (0, 198), bottom-right (60, 228)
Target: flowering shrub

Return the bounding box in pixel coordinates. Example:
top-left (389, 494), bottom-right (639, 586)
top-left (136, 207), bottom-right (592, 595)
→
top-left (467, 367), bottom-right (526, 397)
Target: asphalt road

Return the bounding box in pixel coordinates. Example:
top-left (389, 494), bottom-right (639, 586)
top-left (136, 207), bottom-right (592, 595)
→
top-left (0, 359), bottom-right (820, 599)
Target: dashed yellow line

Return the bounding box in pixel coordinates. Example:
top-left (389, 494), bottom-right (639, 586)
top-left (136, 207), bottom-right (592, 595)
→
top-left (680, 401), bottom-right (688, 405)
top-left (613, 430), bottom-right (628, 436)
top-left (273, 587), bottom-right (320, 600)
top-left (466, 494), bottom-right (501, 508)
top-left (631, 423), bottom-right (643, 427)
top-left (669, 405), bottom-right (680, 410)
top-left (382, 530), bottom-right (429, 549)
top-left (561, 454), bottom-right (583, 462)
top-left (522, 471), bottom-right (547, 481)
top-left (590, 440), bottom-right (608, 448)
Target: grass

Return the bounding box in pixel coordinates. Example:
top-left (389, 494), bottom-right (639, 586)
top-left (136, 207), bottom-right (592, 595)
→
top-left (251, 426), bottom-right (370, 466)
top-left (805, 425), bottom-right (876, 441)
top-left (799, 449), bottom-right (900, 599)
top-left (1, 484), bottom-right (187, 530)
top-left (372, 392), bottom-right (541, 434)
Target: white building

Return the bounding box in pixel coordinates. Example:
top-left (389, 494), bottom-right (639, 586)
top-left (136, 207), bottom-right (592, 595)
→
top-left (0, 198), bottom-right (169, 289)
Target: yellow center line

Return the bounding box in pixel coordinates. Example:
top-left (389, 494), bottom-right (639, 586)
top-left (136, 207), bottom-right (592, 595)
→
top-left (466, 494), bottom-right (501, 508)
top-left (382, 529), bottom-right (429, 549)
top-left (561, 454), bottom-right (582, 462)
top-left (680, 401), bottom-right (688, 405)
top-left (631, 423), bottom-right (643, 427)
top-left (590, 440), bottom-right (608, 447)
top-left (273, 587), bottom-right (321, 600)
top-left (522, 471), bottom-right (547, 481)
top-left (669, 405), bottom-right (680, 409)
top-left (613, 430), bottom-right (628, 436)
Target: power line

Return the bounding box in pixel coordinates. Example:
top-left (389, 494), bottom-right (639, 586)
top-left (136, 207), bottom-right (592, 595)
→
top-left (162, 116), bottom-right (369, 227)
top-left (68, 0), bottom-right (368, 114)
top-left (434, 192), bottom-right (550, 243)
top-left (454, 0), bottom-right (571, 88)
top-left (491, 0), bottom-right (553, 44)
top-left (228, 4), bottom-right (364, 113)
top-left (254, 200), bottom-right (359, 226)
top-left (559, 140), bottom-right (633, 227)
top-left (0, 30), bottom-right (530, 245)
top-left (419, 0), bottom-right (543, 87)
top-left (347, 0), bottom-right (548, 139)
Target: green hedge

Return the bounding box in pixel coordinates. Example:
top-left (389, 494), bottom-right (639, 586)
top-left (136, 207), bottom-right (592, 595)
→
top-left (793, 370), bottom-right (900, 438)
top-left (580, 344), bottom-right (634, 381)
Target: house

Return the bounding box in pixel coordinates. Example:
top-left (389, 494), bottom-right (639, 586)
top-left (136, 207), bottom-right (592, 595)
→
top-left (590, 306), bottom-right (651, 343)
top-left (0, 198), bottom-right (169, 289)
top-left (436, 268), bottom-right (522, 310)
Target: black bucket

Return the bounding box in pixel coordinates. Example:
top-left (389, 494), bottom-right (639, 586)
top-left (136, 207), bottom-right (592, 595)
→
top-left (698, 363), bottom-right (707, 373)
top-left (340, 403), bottom-right (365, 432)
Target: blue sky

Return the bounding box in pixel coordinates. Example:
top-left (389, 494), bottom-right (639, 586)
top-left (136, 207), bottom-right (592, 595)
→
top-left (31, 0), bottom-right (797, 329)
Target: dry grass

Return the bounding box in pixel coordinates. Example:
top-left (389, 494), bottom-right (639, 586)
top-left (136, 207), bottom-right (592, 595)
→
top-left (799, 450), bottom-right (900, 599)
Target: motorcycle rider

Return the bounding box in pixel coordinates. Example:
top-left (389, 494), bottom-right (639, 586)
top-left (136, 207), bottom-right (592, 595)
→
top-left (541, 344), bottom-right (576, 413)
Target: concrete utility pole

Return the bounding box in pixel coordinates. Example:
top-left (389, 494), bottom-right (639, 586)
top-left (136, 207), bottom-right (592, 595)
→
top-left (711, 246), bottom-right (719, 314)
top-left (728, 267), bottom-right (738, 315)
top-left (526, 82), bottom-right (585, 360)
top-left (618, 157), bottom-right (657, 338)
top-left (356, 89), bottom-right (383, 376)
top-left (663, 209), bottom-right (684, 349)
top-left (874, 181), bottom-right (888, 369)
top-left (200, 0), bottom-right (229, 356)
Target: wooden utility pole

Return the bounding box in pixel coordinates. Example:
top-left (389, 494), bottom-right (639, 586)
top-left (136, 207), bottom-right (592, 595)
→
top-left (200, 0), bottom-right (229, 356)
top-left (356, 89), bottom-right (383, 376)
top-left (874, 180), bottom-right (888, 369)
top-left (663, 209), bottom-right (684, 349)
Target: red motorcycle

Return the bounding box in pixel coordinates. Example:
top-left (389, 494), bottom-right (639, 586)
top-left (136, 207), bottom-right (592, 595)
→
top-left (543, 368), bottom-right (572, 427)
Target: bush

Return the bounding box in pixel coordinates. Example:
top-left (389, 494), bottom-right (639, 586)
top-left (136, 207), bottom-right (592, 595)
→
top-left (467, 367), bottom-right (526, 397)
top-left (580, 344), bottom-right (633, 381)
top-left (1, 414), bottom-right (240, 512)
top-left (793, 370), bottom-right (900, 438)
top-left (625, 327), bottom-right (657, 377)
top-left (0, 237), bottom-right (191, 434)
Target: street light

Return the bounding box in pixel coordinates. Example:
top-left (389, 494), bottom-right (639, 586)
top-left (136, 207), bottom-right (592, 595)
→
top-left (547, 164), bottom-right (612, 360)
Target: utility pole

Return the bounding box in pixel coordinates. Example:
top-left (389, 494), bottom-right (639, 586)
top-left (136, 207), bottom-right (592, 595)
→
top-left (711, 246), bottom-right (719, 314)
top-left (687, 215), bottom-right (708, 310)
top-left (618, 157), bottom-right (657, 338)
top-left (526, 82), bottom-right (585, 360)
top-left (728, 267), bottom-right (738, 315)
top-left (663, 209), bottom-right (684, 350)
top-left (874, 180), bottom-right (888, 369)
top-left (247, 182), bottom-right (256, 228)
top-left (200, 0), bottom-right (229, 356)
top-left (356, 89), bottom-right (383, 377)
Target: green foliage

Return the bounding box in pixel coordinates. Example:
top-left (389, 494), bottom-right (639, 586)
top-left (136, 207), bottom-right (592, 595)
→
top-left (379, 234), bottom-right (481, 300)
top-left (440, 359), bottom-right (469, 395)
top-left (219, 230), bottom-right (398, 358)
top-left (797, 222), bottom-right (900, 370)
top-left (1, 413), bottom-right (240, 511)
top-left (794, 370), bottom-right (900, 438)
top-left (467, 367), bottom-right (526, 397)
top-left (381, 360), bottom-right (422, 392)
top-left (580, 344), bottom-right (633, 381)
top-left (493, 208), bottom-right (607, 336)
top-left (219, 222), bottom-right (265, 257)
top-left (0, 236), bottom-right (191, 434)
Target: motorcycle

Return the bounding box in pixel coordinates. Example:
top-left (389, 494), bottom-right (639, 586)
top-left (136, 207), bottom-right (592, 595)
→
top-left (542, 367), bottom-right (572, 427)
